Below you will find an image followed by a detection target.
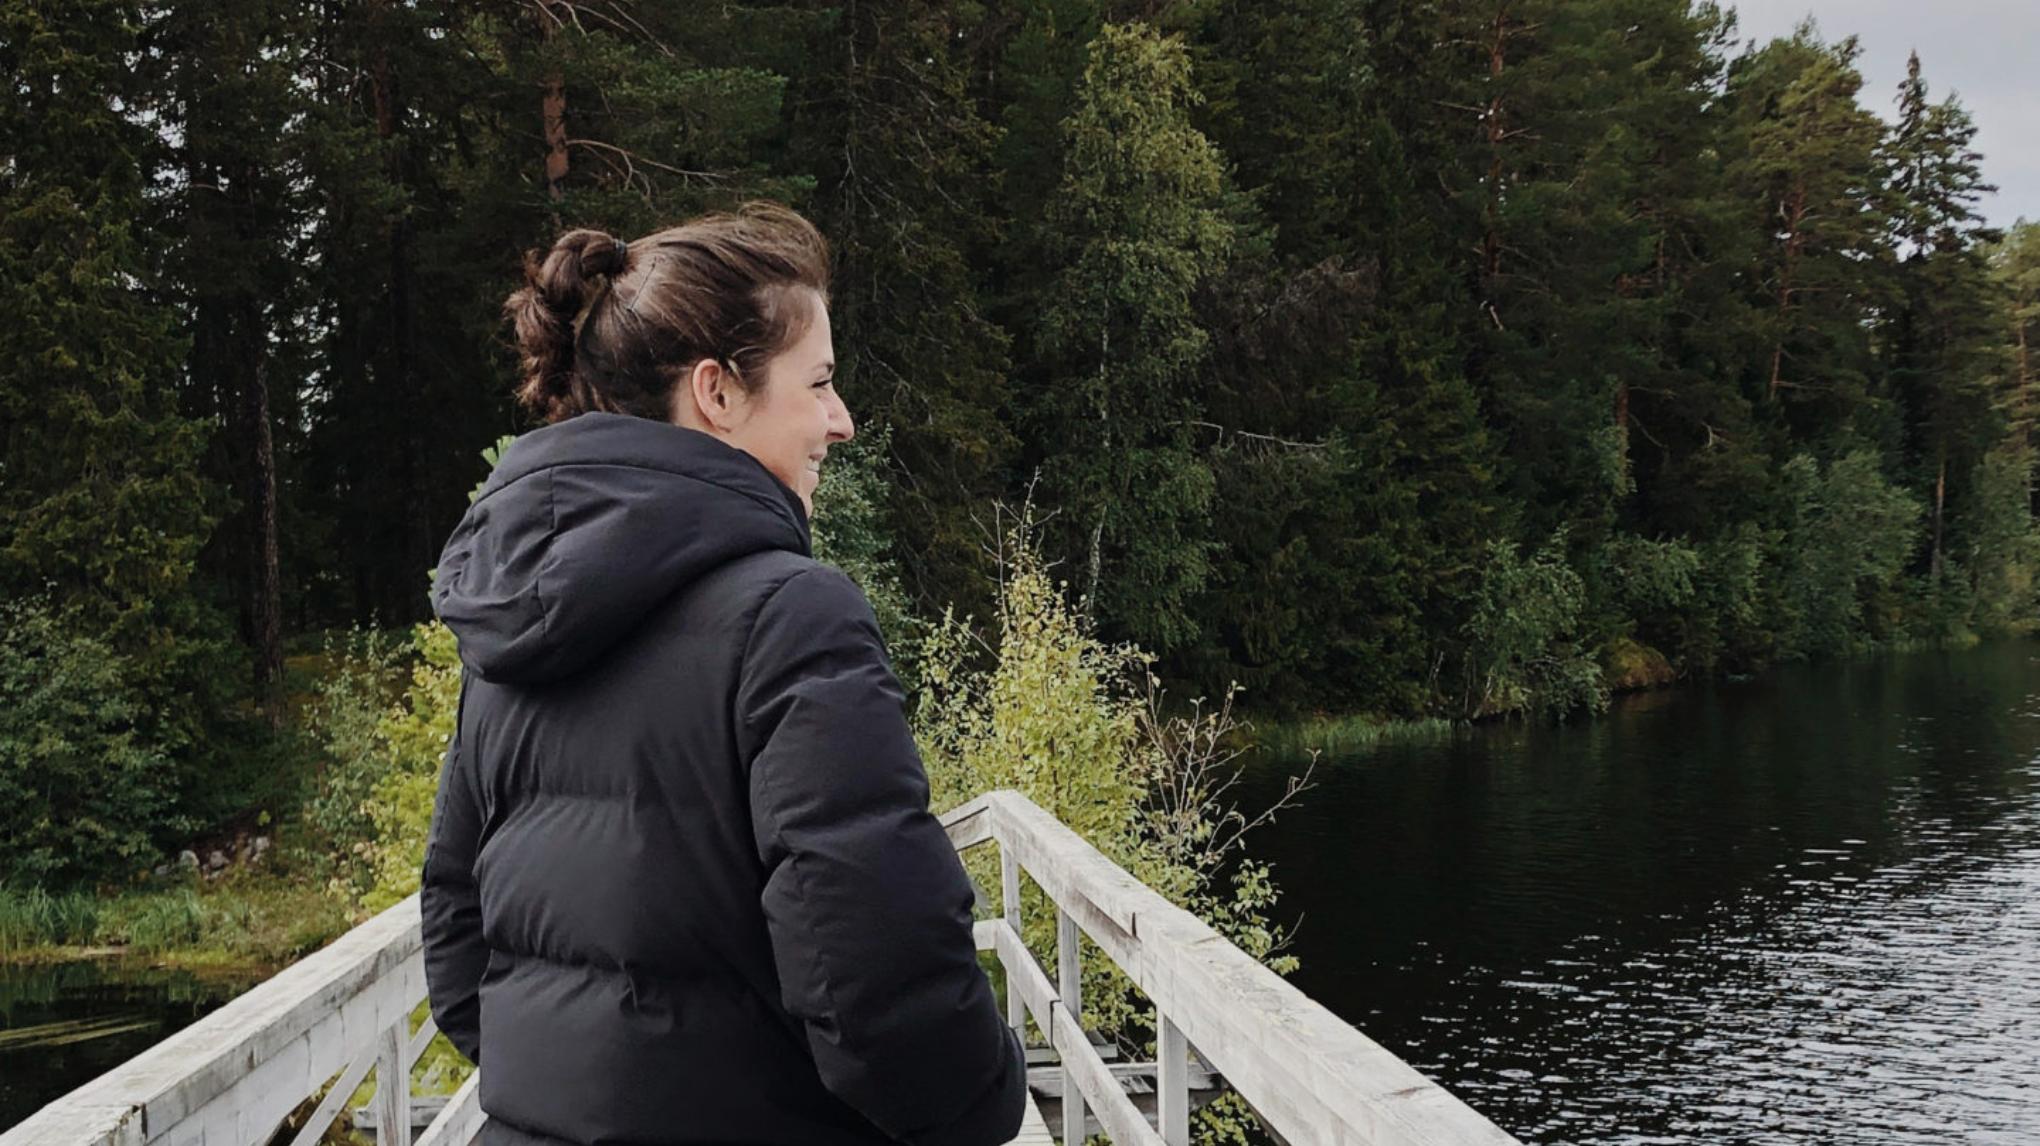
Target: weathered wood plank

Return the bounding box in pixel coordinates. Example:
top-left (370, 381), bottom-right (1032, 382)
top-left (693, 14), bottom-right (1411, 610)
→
top-left (372, 1020), bottom-right (410, 1146)
top-left (413, 1075), bottom-right (483, 1146)
top-left (1000, 1092), bottom-right (1055, 1146)
top-left (1048, 1004), bottom-right (1165, 1146)
top-left (1024, 1060), bottom-right (1217, 1098)
top-left (1056, 908), bottom-right (1086, 1146)
top-left (1000, 849), bottom-right (1024, 1036)
top-left (1157, 1013), bottom-right (1189, 1146)
top-left (983, 919), bottom-right (1159, 1146)
top-left (941, 797), bottom-right (995, 851)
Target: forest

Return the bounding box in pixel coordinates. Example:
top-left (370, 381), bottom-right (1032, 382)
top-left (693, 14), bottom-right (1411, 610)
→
top-left (4, 0), bottom-right (2039, 892)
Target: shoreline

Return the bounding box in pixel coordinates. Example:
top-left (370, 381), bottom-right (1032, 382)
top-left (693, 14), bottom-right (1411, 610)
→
top-left (1242, 632), bottom-right (2034, 757)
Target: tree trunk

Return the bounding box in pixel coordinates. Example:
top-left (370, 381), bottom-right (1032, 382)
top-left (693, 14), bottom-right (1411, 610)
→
top-left (544, 75), bottom-right (568, 204)
top-left (1930, 453), bottom-right (1946, 580)
top-left (1769, 185), bottom-right (1807, 401)
top-left (370, 1), bottom-right (430, 621)
top-left (537, 2), bottom-right (568, 211)
top-left (238, 337), bottom-right (285, 723)
top-left (2017, 318), bottom-right (2032, 446)
top-left (1480, 5), bottom-right (1510, 288)
top-left (1613, 378), bottom-right (1630, 482)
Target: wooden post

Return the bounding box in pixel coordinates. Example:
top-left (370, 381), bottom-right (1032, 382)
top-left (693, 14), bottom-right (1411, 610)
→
top-left (374, 1018), bottom-right (411, 1146)
top-left (1057, 908), bottom-right (1085, 1146)
top-left (1157, 1011), bottom-right (1188, 1146)
top-left (1002, 847), bottom-right (1024, 1036)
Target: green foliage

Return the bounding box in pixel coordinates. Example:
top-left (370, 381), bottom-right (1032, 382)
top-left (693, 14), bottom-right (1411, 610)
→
top-left (1772, 451), bottom-right (1923, 655)
top-left (1461, 534), bottom-right (1607, 718)
top-left (1960, 447), bottom-right (2040, 632)
top-left (358, 623), bottom-right (463, 912)
top-left (1251, 714), bottom-right (1460, 759)
top-left (0, 879), bottom-right (349, 963)
top-left (298, 621), bottom-right (460, 909)
top-left (9, 0), bottom-right (2040, 923)
top-left (791, 2), bottom-right (1013, 627)
top-left (1678, 525), bottom-right (1769, 671)
top-left (0, 600), bottom-right (181, 887)
top-left (1724, 27), bottom-right (1892, 442)
top-left (810, 427), bottom-right (922, 689)
top-left (1030, 21), bottom-right (1234, 654)
top-left (0, 0), bottom-right (214, 637)
top-left (0, 886), bottom-right (101, 951)
top-left (1598, 535), bottom-right (1702, 623)
top-left (913, 528), bottom-right (1307, 1097)
top-left (299, 630), bottom-right (406, 892)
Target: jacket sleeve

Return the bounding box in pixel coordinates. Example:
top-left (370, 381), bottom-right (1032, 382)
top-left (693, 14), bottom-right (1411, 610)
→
top-left (738, 567), bottom-right (1026, 1146)
top-left (420, 682), bottom-right (486, 1066)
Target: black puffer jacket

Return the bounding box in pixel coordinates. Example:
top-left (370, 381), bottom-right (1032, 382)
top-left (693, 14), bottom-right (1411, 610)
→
top-left (421, 413), bottom-right (1026, 1146)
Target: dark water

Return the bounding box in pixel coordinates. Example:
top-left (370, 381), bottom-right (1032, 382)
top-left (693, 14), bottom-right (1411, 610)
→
top-left (1239, 640), bottom-right (2040, 1144)
top-left (0, 960), bottom-right (256, 1130)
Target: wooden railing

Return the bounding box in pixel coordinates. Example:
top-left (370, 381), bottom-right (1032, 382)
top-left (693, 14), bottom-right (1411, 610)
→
top-left (0, 893), bottom-right (475, 1146)
top-left (942, 790), bottom-right (1518, 1146)
top-left (3, 790), bottom-right (1518, 1146)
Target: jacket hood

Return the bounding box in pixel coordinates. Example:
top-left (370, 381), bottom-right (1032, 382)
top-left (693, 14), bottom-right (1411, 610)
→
top-left (432, 412), bottom-right (811, 684)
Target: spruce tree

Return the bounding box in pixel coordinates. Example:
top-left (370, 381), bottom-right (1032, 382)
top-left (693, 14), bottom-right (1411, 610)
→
top-left (146, 0), bottom-right (313, 714)
top-left (791, 0), bottom-right (1015, 621)
top-left (1029, 22), bottom-right (1234, 654)
top-left (0, 0), bottom-right (213, 636)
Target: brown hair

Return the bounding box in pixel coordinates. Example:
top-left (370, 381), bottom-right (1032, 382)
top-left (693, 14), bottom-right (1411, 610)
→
top-left (505, 201), bottom-right (832, 424)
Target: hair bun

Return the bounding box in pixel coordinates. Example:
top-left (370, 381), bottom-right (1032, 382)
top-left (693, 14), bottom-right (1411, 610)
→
top-left (505, 229), bottom-right (630, 424)
top-left (582, 235), bottom-right (629, 279)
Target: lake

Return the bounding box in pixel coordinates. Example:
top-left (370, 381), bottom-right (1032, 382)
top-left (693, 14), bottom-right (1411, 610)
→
top-left (1238, 640), bottom-right (2040, 1144)
top-left (0, 959), bottom-right (258, 1130)
top-left (8, 642), bottom-right (2037, 1142)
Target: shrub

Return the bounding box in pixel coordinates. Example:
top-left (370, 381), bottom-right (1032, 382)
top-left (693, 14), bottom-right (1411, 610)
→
top-left (1680, 523), bottom-right (1768, 670)
top-left (0, 598), bottom-right (181, 887)
top-left (912, 528), bottom-right (1308, 1144)
top-left (1771, 451), bottom-right (1921, 656)
top-left (1460, 532), bottom-right (1606, 718)
top-left (358, 622), bottom-right (463, 912)
top-left (1958, 446), bottom-right (2039, 634)
top-left (298, 628), bottom-right (406, 891)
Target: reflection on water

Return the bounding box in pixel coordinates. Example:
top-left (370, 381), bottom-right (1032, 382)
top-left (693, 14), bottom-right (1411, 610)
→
top-left (1242, 641), bottom-right (2040, 1144)
top-left (0, 959), bottom-right (255, 1130)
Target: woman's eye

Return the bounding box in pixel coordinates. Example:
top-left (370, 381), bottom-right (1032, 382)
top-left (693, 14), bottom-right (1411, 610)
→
top-left (814, 378), bottom-right (834, 390)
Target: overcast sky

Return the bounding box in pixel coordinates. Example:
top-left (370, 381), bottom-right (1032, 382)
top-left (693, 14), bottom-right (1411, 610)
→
top-left (1726, 0), bottom-right (2038, 229)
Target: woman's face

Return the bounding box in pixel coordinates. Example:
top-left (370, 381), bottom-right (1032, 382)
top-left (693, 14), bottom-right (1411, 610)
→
top-left (687, 292), bottom-right (853, 514)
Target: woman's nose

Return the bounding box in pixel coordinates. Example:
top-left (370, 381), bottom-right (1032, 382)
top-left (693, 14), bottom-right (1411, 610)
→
top-left (828, 392), bottom-right (855, 443)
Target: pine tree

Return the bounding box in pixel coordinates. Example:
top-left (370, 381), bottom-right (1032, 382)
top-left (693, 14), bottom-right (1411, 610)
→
top-left (1880, 51), bottom-right (2003, 578)
top-left (1722, 26), bottom-right (1891, 447)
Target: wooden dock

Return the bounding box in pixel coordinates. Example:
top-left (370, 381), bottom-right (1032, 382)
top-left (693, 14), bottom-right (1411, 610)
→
top-left (0, 789), bottom-right (1518, 1146)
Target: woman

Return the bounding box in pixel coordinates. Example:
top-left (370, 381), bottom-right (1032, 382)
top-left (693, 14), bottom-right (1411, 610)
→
top-left (421, 202), bottom-right (1026, 1146)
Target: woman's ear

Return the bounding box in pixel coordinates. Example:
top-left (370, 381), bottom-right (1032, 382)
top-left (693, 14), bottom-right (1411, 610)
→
top-left (685, 357), bottom-right (748, 434)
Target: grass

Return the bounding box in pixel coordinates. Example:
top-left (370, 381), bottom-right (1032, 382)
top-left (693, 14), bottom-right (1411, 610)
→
top-left (0, 874), bottom-right (353, 969)
top-left (1247, 712), bottom-right (1461, 758)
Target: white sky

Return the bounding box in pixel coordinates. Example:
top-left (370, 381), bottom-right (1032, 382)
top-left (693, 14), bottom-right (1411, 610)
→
top-left (1726, 0), bottom-right (2039, 229)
